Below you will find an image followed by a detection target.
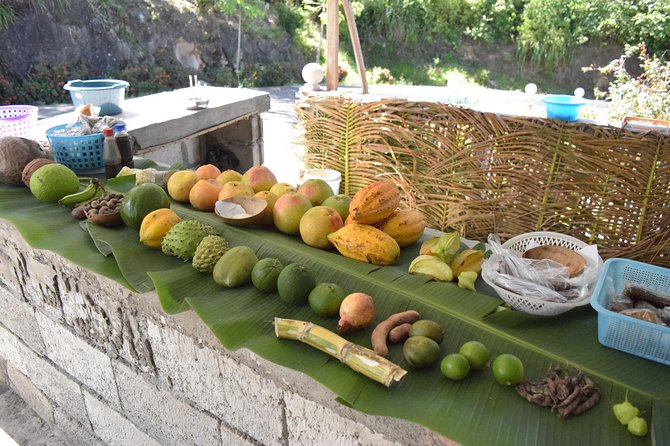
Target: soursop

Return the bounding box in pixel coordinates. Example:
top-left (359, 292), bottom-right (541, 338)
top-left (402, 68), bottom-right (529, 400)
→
top-left (192, 235), bottom-right (230, 272)
top-left (161, 220), bottom-right (217, 260)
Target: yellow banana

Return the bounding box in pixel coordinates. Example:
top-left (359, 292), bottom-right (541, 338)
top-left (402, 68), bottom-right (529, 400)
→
top-left (327, 223), bottom-right (400, 266)
top-left (58, 178), bottom-right (104, 208)
top-left (450, 249), bottom-right (485, 277)
top-left (409, 257), bottom-right (453, 282)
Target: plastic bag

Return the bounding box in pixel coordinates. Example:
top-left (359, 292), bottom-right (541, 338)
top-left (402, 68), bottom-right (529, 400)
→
top-left (482, 234), bottom-right (601, 303)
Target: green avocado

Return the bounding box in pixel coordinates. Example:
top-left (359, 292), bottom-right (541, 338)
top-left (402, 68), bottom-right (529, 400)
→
top-left (120, 183), bottom-right (171, 229)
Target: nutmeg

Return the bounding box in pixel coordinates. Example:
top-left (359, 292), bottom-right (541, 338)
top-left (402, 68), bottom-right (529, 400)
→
top-left (22, 158), bottom-right (55, 187)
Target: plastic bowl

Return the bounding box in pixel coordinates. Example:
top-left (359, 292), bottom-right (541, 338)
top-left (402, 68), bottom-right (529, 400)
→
top-left (64, 79), bottom-right (129, 116)
top-left (542, 95), bottom-right (587, 122)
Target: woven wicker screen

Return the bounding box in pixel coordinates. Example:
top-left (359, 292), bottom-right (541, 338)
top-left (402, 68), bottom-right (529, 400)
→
top-left (297, 96), bottom-right (670, 266)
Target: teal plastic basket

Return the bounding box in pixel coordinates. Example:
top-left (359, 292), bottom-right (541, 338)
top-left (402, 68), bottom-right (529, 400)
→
top-left (46, 124), bottom-right (104, 174)
top-left (590, 258), bottom-right (670, 365)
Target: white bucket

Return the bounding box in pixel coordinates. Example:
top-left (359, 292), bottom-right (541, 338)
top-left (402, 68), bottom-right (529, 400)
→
top-left (302, 168), bottom-right (341, 194)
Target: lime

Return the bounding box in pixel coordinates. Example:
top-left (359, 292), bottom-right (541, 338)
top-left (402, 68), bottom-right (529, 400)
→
top-left (491, 353), bottom-right (524, 385)
top-left (458, 340), bottom-right (490, 370)
top-left (409, 320), bottom-right (444, 344)
top-left (402, 336), bottom-right (441, 369)
top-left (251, 258), bottom-right (285, 292)
top-left (440, 353), bottom-right (471, 380)
top-left (308, 282), bottom-right (346, 317)
top-left (276, 263), bottom-right (316, 305)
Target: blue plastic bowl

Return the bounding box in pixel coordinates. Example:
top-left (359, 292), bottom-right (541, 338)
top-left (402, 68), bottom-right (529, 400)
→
top-left (64, 79), bottom-right (129, 116)
top-left (542, 94), bottom-right (587, 122)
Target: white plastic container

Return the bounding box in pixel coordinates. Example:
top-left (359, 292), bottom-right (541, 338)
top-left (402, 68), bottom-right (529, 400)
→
top-left (301, 168), bottom-right (341, 194)
top-left (64, 79), bottom-right (129, 116)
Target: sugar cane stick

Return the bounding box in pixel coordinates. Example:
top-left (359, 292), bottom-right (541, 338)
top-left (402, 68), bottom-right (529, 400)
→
top-left (274, 318), bottom-right (407, 387)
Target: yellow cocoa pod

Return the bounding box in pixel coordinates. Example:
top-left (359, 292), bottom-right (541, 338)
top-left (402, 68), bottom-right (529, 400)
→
top-left (346, 181), bottom-right (401, 225)
top-left (327, 223), bottom-right (400, 265)
top-left (139, 208), bottom-right (181, 249)
top-left (380, 209), bottom-right (426, 247)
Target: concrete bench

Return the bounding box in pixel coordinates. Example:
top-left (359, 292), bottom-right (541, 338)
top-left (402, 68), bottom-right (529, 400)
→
top-left (37, 87), bottom-right (271, 171)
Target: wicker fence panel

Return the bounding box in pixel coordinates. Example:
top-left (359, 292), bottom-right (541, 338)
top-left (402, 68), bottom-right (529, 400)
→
top-left (297, 96), bottom-right (670, 266)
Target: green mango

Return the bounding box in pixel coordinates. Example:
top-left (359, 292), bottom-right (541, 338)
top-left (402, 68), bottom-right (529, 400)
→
top-left (213, 246), bottom-right (258, 288)
top-left (120, 183), bottom-right (170, 229)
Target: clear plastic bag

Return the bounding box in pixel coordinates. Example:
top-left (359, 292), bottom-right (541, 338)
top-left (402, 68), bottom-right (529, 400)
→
top-left (483, 234), bottom-right (601, 303)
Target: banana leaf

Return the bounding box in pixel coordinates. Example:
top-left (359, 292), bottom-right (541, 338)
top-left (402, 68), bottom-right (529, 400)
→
top-left (0, 184), bottom-right (667, 445)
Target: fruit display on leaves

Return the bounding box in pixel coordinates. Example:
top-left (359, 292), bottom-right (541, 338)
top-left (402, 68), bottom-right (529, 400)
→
top-left (327, 223), bottom-right (400, 266)
top-left (139, 208), bottom-right (181, 248)
top-left (161, 219), bottom-right (217, 260)
top-left (192, 235), bottom-right (230, 272)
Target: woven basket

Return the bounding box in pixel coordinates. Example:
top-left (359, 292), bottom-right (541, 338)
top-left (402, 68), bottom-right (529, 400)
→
top-left (46, 124), bottom-right (104, 173)
top-left (481, 232), bottom-right (601, 316)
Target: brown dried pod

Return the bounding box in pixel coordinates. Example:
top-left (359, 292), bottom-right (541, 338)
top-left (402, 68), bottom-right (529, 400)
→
top-left (22, 157), bottom-right (55, 187)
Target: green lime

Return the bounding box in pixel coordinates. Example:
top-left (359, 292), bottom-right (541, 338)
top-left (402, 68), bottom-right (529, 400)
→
top-left (458, 340), bottom-right (490, 370)
top-left (440, 353), bottom-right (471, 380)
top-left (308, 282), bottom-right (346, 317)
top-left (409, 320), bottom-right (444, 344)
top-left (491, 353), bottom-right (524, 386)
top-left (251, 258), bottom-right (284, 292)
top-left (276, 263), bottom-right (316, 305)
top-left (402, 336), bottom-right (441, 369)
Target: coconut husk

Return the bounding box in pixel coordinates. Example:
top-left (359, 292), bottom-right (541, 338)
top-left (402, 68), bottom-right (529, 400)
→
top-left (0, 137), bottom-right (48, 185)
top-left (22, 158), bottom-right (55, 187)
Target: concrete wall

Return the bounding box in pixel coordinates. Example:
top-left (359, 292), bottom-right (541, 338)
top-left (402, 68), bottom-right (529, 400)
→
top-left (0, 220), bottom-right (454, 446)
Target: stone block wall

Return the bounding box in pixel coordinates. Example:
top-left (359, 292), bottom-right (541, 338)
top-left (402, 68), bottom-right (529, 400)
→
top-left (0, 220), bottom-right (453, 446)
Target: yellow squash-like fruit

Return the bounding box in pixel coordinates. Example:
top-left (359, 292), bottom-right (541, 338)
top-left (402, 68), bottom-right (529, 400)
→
top-left (139, 208), bottom-right (181, 249)
top-left (346, 181), bottom-right (401, 225)
top-left (450, 249), bottom-right (485, 277)
top-left (380, 209), bottom-right (426, 247)
top-left (327, 223), bottom-right (400, 265)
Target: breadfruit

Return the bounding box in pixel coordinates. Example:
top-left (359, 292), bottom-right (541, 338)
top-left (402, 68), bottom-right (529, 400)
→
top-left (29, 163), bottom-right (80, 203)
top-left (161, 220), bottom-right (217, 260)
top-left (192, 235), bottom-right (230, 272)
top-left (0, 137), bottom-right (48, 185)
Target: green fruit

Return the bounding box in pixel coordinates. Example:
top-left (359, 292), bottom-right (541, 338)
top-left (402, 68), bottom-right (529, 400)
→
top-left (29, 163), bottom-right (80, 203)
top-left (212, 246), bottom-right (258, 288)
top-left (277, 263), bottom-right (316, 305)
top-left (161, 220), bottom-right (217, 260)
top-left (627, 416), bottom-right (648, 436)
top-left (192, 235), bottom-right (229, 273)
top-left (409, 320), bottom-right (444, 344)
top-left (251, 258), bottom-right (285, 292)
top-left (308, 282), bottom-right (346, 317)
top-left (402, 336), bottom-right (441, 369)
top-left (458, 341), bottom-right (490, 370)
top-left (491, 353), bottom-right (524, 386)
top-left (120, 182), bottom-right (170, 229)
top-left (440, 353), bottom-right (471, 380)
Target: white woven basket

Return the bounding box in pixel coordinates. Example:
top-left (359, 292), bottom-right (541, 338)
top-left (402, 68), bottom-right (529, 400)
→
top-left (482, 231), bottom-right (601, 316)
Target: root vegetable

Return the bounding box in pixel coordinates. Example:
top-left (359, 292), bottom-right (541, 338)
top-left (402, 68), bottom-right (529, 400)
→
top-left (389, 323), bottom-right (412, 343)
top-left (337, 292), bottom-right (376, 333)
top-left (371, 310), bottom-right (421, 356)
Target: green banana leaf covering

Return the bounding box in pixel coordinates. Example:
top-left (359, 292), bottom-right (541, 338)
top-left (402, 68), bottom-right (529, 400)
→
top-left (0, 181), bottom-right (667, 446)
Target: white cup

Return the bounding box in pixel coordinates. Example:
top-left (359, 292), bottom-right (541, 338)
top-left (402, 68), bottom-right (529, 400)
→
top-left (301, 168), bottom-right (341, 194)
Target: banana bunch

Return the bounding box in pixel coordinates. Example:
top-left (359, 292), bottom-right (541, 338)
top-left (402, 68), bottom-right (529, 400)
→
top-left (408, 255), bottom-right (453, 281)
top-left (58, 178), bottom-right (105, 208)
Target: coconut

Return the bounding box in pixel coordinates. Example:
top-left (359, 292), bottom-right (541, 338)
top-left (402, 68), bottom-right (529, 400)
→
top-left (0, 137), bottom-right (47, 185)
top-left (22, 158), bottom-right (55, 187)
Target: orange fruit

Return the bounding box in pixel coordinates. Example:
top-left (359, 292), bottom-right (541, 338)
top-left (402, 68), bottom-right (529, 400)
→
top-left (195, 164), bottom-right (221, 180)
top-left (189, 179), bottom-right (223, 211)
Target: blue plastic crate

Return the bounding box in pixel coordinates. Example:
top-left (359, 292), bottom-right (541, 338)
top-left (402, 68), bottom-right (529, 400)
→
top-left (46, 124), bottom-right (104, 174)
top-left (590, 258), bottom-right (670, 365)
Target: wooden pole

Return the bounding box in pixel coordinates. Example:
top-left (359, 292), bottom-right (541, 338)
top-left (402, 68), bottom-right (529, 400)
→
top-left (341, 0), bottom-right (368, 94)
top-left (326, 0), bottom-right (339, 91)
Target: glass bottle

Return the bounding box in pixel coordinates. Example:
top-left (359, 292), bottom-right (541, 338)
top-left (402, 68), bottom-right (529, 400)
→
top-left (113, 123), bottom-right (134, 168)
top-left (103, 127), bottom-right (122, 179)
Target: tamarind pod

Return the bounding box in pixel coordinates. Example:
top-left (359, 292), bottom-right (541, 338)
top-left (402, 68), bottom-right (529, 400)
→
top-left (388, 323), bottom-right (412, 343)
top-left (370, 310), bottom-right (421, 357)
top-left (623, 285), bottom-right (670, 308)
top-left (572, 389), bottom-right (601, 415)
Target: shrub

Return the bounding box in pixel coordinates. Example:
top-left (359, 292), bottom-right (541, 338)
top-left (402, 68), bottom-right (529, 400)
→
top-left (22, 62), bottom-right (89, 104)
top-left (369, 66), bottom-right (395, 84)
top-left (593, 44), bottom-right (670, 121)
